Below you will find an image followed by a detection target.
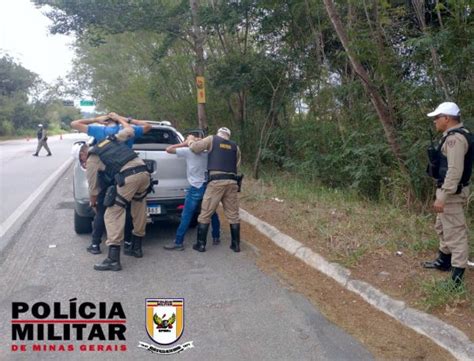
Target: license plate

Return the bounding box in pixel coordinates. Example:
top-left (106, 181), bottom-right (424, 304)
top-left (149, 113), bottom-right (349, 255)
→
top-left (147, 205), bottom-right (161, 215)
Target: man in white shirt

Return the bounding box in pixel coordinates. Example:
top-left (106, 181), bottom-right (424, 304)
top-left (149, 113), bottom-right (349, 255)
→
top-left (163, 136), bottom-right (220, 250)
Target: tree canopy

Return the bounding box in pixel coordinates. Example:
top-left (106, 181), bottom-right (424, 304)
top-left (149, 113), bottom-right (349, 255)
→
top-left (34, 0), bottom-right (473, 205)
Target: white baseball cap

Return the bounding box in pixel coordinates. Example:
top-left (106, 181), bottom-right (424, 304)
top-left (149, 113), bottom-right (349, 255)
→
top-left (427, 102), bottom-right (461, 117)
top-left (38, 124), bottom-right (43, 127)
top-left (217, 127), bottom-right (231, 137)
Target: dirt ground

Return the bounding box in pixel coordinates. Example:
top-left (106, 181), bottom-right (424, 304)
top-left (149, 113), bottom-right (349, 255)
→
top-left (233, 190), bottom-right (473, 360)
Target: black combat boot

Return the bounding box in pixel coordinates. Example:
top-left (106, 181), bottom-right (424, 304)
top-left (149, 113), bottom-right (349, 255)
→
top-left (193, 223), bottom-right (209, 252)
top-left (123, 240), bottom-right (133, 256)
top-left (422, 251), bottom-right (451, 271)
top-left (130, 235), bottom-right (143, 258)
top-left (229, 223), bottom-right (240, 253)
top-left (451, 267), bottom-right (465, 286)
top-left (94, 245), bottom-right (122, 271)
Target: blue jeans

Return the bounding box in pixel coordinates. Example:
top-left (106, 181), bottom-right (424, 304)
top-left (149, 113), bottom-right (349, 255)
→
top-left (175, 185), bottom-right (220, 245)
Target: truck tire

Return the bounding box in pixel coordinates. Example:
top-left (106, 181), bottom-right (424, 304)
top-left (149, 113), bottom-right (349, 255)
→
top-left (74, 211), bottom-right (93, 234)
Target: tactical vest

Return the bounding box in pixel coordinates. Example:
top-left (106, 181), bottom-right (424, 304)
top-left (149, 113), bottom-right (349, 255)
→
top-left (37, 129), bottom-right (42, 140)
top-left (89, 136), bottom-right (138, 176)
top-left (427, 127), bottom-right (473, 190)
top-left (208, 136), bottom-right (238, 173)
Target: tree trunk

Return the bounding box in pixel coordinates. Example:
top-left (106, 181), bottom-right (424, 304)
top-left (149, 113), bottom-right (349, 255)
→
top-left (412, 0), bottom-right (450, 99)
top-left (190, 0), bottom-right (208, 131)
top-left (322, 0), bottom-right (407, 172)
top-left (253, 73), bottom-right (286, 179)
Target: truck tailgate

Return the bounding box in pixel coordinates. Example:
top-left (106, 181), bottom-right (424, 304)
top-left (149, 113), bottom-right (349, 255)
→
top-left (135, 150), bottom-right (189, 199)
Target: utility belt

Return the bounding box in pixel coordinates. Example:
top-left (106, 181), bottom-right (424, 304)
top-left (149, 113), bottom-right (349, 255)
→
top-left (208, 173), bottom-right (244, 192)
top-left (115, 165), bottom-right (149, 186)
top-left (103, 165), bottom-right (156, 208)
top-left (436, 181), bottom-right (470, 194)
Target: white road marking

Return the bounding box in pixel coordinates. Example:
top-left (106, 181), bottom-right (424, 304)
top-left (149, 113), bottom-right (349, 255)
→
top-left (0, 158), bottom-right (72, 240)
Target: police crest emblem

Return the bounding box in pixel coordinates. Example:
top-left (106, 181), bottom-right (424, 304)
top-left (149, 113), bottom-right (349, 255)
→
top-left (145, 298), bottom-right (184, 345)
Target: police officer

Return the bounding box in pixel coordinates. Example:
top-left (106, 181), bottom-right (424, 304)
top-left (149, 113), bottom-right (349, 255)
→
top-left (71, 113), bottom-right (151, 255)
top-left (423, 102), bottom-right (473, 286)
top-left (188, 127), bottom-right (242, 253)
top-left (86, 118), bottom-right (150, 271)
top-left (32, 124), bottom-right (52, 156)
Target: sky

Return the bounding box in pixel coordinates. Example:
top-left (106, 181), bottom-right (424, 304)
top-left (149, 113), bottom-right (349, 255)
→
top-left (0, 0), bottom-right (75, 84)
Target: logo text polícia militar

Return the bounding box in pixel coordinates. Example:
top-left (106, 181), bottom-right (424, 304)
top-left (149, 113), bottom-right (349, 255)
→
top-left (11, 298), bottom-right (126, 342)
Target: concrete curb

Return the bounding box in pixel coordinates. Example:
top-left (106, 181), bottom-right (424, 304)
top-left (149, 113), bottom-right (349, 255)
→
top-left (240, 208), bottom-right (474, 361)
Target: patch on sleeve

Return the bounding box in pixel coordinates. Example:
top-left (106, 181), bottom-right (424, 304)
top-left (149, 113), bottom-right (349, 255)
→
top-left (446, 139), bottom-right (456, 148)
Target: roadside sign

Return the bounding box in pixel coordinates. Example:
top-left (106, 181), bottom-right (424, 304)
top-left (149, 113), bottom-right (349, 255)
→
top-left (196, 76), bottom-right (206, 104)
top-left (80, 100), bottom-right (96, 106)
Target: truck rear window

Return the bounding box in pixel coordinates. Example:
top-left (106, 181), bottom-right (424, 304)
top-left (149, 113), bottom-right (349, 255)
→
top-left (134, 128), bottom-right (181, 145)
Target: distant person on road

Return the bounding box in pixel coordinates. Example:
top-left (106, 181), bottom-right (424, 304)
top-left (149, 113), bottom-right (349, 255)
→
top-left (32, 124), bottom-right (51, 156)
top-left (163, 136), bottom-right (220, 251)
top-left (71, 113), bottom-right (151, 256)
top-left (423, 102), bottom-right (472, 286)
top-left (86, 118), bottom-right (150, 271)
top-left (188, 127), bottom-right (242, 253)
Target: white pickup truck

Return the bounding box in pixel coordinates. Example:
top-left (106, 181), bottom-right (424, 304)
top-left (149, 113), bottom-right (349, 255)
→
top-left (72, 121), bottom-right (191, 234)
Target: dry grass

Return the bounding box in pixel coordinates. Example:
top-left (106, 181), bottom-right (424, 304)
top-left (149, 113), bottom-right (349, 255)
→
top-left (240, 171), bottom-right (474, 340)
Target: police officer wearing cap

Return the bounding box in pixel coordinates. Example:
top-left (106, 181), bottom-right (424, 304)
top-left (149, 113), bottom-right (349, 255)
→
top-left (188, 127), bottom-right (242, 253)
top-left (86, 117), bottom-right (150, 271)
top-left (32, 124), bottom-right (52, 156)
top-left (423, 102), bottom-right (473, 286)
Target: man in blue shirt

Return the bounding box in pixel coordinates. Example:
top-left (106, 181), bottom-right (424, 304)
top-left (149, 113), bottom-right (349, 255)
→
top-left (71, 112), bottom-right (151, 255)
top-left (71, 112), bottom-right (151, 144)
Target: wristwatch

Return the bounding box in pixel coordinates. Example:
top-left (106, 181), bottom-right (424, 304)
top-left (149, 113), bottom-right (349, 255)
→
top-left (127, 117), bottom-right (132, 124)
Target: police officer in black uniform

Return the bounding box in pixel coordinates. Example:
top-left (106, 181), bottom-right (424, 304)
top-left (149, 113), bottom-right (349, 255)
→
top-left (188, 127), bottom-right (242, 253)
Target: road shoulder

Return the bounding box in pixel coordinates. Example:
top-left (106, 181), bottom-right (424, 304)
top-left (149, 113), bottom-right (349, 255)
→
top-left (240, 208), bottom-right (472, 360)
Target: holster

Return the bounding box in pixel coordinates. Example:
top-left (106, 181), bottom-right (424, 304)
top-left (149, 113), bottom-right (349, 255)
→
top-left (147, 177), bottom-right (158, 195)
top-left (103, 185), bottom-right (117, 207)
top-left (236, 174), bottom-right (244, 192)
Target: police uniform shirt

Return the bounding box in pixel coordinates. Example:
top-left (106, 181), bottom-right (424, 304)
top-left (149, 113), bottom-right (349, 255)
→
top-left (437, 123), bottom-right (469, 203)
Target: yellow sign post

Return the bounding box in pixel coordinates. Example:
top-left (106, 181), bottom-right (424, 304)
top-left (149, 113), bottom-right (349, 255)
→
top-left (196, 76), bottom-right (206, 104)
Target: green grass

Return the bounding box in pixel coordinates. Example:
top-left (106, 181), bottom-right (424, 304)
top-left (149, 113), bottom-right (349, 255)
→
top-left (242, 166), bottom-right (473, 269)
top-left (419, 278), bottom-right (470, 311)
top-left (409, 238), bottom-right (439, 252)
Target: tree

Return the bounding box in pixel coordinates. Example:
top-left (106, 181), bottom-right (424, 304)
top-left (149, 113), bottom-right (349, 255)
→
top-left (34, 0), bottom-right (209, 129)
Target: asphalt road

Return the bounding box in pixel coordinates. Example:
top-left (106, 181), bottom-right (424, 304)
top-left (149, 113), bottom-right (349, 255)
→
top-left (0, 133), bottom-right (87, 224)
top-left (0, 146), bottom-right (373, 360)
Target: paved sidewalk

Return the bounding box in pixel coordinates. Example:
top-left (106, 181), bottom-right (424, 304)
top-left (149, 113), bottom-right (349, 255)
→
top-left (240, 208), bottom-right (474, 361)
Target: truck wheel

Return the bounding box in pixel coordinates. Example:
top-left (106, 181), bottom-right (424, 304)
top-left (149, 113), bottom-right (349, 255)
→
top-left (74, 211), bottom-right (93, 234)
